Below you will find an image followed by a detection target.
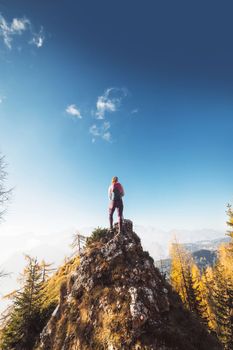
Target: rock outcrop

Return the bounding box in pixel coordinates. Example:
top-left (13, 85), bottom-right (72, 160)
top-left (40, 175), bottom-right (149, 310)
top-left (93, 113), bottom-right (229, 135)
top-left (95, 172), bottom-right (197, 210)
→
top-left (36, 220), bottom-right (221, 350)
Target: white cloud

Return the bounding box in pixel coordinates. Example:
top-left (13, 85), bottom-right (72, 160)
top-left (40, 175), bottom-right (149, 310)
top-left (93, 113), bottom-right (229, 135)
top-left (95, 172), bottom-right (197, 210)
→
top-left (0, 16), bottom-right (29, 49)
top-left (89, 124), bottom-right (100, 137)
top-left (0, 15), bottom-right (14, 48)
top-left (66, 87), bottom-right (128, 143)
top-left (0, 95), bottom-right (6, 104)
top-left (0, 15), bottom-right (44, 49)
top-left (96, 96), bottom-right (116, 119)
top-left (66, 104), bottom-right (82, 119)
top-left (33, 36), bottom-right (43, 48)
top-left (96, 87), bottom-right (127, 119)
top-left (11, 18), bottom-right (29, 32)
top-left (131, 108), bottom-right (138, 114)
top-left (31, 27), bottom-right (45, 48)
top-left (89, 121), bottom-right (111, 142)
top-left (102, 131), bottom-right (111, 142)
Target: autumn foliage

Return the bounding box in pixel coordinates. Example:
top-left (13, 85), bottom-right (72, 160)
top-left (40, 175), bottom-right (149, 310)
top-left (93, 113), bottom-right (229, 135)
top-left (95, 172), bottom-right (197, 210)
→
top-left (170, 205), bottom-right (233, 349)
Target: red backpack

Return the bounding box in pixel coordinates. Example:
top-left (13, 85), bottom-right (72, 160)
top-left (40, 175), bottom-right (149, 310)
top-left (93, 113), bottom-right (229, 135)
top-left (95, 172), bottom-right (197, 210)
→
top-left (112, 183), bottom-right (122, 201)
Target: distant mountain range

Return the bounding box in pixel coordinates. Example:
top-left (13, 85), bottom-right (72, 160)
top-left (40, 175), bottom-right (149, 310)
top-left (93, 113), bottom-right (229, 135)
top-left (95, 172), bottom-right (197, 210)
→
top-left (155, 236), bottom-right (230, 275)
top-left (182, 236), bottom-right (230, 253)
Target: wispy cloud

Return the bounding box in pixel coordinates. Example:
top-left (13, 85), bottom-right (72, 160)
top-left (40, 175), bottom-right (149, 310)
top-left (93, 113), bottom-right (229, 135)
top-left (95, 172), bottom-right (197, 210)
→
top-left (92, 87), bottom-right (128, 142)
top-left (131, 108), bottom-right (138, 114)
top-left (96, 87), bottom-right (127, 119)
top-left (66, 104), bottom-right (82, 119)
top-left (31, 27), bottom-right (45, 48)
top-left (0, 15), bottom-right (44, 49)
top-left (66, 87), bottom-right (130, 143)
top-left (89, 121), bottom-right (111, 143)
top-left (0, 95), bottom-right (6, 104)
top-left (102, 131), bottom-right (111, 142)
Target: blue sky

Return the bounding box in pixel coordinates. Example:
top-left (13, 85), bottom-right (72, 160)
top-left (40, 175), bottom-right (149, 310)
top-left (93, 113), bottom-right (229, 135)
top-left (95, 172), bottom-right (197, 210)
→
top-left (0, 0), bottom-right (233, 240)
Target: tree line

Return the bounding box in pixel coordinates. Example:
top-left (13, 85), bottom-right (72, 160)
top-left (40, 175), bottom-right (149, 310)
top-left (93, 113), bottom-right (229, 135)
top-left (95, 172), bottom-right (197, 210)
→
top-left (170, 205), bottom-right (233, 350)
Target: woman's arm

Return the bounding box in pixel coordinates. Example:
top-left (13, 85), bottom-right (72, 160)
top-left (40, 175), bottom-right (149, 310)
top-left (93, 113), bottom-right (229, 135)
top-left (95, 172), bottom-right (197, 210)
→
top-left (108, 185), bottom-right (113, 200)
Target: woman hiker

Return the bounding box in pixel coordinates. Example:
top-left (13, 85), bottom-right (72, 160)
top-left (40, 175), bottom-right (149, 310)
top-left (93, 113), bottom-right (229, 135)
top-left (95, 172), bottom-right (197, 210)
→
top-left (108, 176), bottom-right (125, 233)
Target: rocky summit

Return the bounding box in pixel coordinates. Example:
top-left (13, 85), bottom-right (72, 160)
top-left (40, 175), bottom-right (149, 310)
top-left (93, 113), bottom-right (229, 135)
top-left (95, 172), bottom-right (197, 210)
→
top-left (35, 220), bottom-right (221, 350)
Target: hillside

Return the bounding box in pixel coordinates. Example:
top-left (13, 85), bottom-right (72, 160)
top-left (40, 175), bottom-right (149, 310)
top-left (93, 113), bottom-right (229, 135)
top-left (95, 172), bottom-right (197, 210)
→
top-left (34, 220), bottom-right (221, 350)
top-left (155, 249), bottom-right (218, 276)
top-left (192, 249), bottom-right (217, 269)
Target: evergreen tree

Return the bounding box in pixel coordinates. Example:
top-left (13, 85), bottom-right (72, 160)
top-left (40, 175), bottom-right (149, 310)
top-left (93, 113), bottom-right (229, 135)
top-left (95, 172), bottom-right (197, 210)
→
top-left (211, 260), bottom-right (232, 349)
top-left (40, 259), bottom-right (55, 283)
top-left (191, 264), bottom-right (209, 326)
top-left (169, 204), bottom-right (233, 349)
top-left (197, 205), bottom-right (233, 349)
top-left (223, 204), bottom-right (233, 349)
top-left (170, 239), bottom-right (197, 312)
top-left (226, 204), bottom-right (233, 241)
top-left (0, 256), bottom-right (49, 350)
top-left (212, 244), bottom-right (233, 349)
top-left (201, 267), bottom-right (217, 331)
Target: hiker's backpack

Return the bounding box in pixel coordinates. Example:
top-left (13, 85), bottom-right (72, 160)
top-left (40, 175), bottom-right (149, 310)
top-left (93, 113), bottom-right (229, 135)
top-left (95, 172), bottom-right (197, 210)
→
top-left (112, 183), bottom-right (122, 201)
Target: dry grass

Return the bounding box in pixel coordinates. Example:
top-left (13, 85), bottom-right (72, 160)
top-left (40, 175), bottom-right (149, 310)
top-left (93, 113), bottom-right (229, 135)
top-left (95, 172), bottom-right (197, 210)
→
top-left (43, 255), bottom-right (80, 308)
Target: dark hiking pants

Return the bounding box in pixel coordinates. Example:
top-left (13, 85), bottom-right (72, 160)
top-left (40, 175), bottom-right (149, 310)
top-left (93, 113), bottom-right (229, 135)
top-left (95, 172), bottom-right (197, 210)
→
top-left (109, 199), bottom-right (123, 231)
